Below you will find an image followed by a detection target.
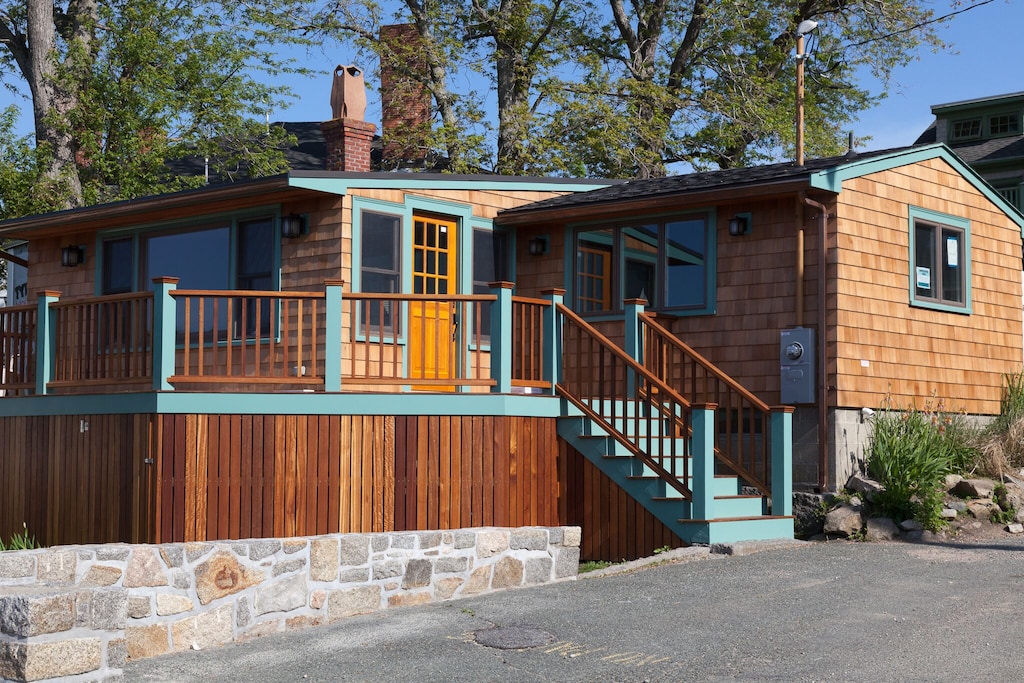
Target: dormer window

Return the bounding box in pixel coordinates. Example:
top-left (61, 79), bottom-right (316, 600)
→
top-left (950, 118), bottom-right (982, 141)
top-left (988, 113), bottom-right (1020, 137)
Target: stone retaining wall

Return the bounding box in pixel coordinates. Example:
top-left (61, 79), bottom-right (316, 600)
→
top-left (0, 526), bottom-right (581, 682)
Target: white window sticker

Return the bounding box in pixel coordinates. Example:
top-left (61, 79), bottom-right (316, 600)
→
top-left (946, 236), bottom-right (959, 267)
top-left (916, 266), bottom-right (931, 290)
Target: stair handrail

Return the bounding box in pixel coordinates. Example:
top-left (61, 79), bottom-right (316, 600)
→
top-left (556, 303), bottom-right (693, 499)
top-left (638, 312), bottom-right (772, 496)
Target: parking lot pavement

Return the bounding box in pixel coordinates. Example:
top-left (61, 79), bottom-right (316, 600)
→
top-left (126, 535), bottom-right (1024, 682)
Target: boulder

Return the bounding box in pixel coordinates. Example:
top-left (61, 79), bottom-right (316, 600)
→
top-left (846, 473), bottom-right (884, 500)
top-left (1007, 523), bottom-right (1024, 534)
top-left (823, 505), bottom-right (864, 537)
top-left (943, 474), bottom-right (964, 490)
top-left (951, 478), bottom-right (995, 500)
top-left (899, 519), bottom-right (924, 531)
top-left (792, 492), bottom-right (826, 538)
top-left (864, 517), bottom-right (900, 541)
top-left (966, 500), bottom-right (996, 520)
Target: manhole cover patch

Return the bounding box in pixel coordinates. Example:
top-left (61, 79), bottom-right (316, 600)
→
top-left (473, 626), bottom-right (555, 650)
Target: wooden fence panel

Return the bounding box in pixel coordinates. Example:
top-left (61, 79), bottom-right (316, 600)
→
top-left (0, 414), bottom-right (154, 547)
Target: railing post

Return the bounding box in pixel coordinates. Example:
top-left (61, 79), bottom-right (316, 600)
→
top-left (324, 279), bottom-right (344, 392)
top-left (35, 290), bottom-right (60, 395)
top-left (489, 281), bottom-right (514, 393)
top-left (770, 406), bottom-right (794, 517)
top-left (691, 403), bottom-right (717, 521)
top-left (152, 277), bottom-right (179, 391)
top-left (541, 288), bottom-right (565, 395)
top-left (623, 297), bottom-right (646, 396)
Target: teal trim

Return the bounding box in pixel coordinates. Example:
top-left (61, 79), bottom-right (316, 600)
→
top-left (543, 290), bottom-right (564, 395)
top-left (691, 406), bottom-right (716, 521)
top-left (489, 284), bottom-right (513, 393)
top-left (35, 292), bottom-right (59, 395)
top-left (808, 143), bottom-right (1024, 231)
top-left (907, 205), bottom-right (972, 314)
top-left (288, 176), bottom-right (614, 196)
top-left (324, 282), bottom-right (343, 392)
top-left (770, 408), bottom-right (793, 517)
top-left (623, 299), bottom-right (644, 397)
top-left (151, 278), bottom-right (178, 390)
top-left (0, 392), bottom-right (568, 418)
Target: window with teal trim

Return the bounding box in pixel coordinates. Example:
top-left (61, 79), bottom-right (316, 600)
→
top-left (574, 214), bottom-right (711, 314)
top-left (909, 208), bottom-right (970, 312)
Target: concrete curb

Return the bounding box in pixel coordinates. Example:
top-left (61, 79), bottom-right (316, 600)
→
top-left (580, 539), bottom-right (809, 579)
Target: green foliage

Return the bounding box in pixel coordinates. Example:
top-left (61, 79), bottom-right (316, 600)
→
top-left (0, 0), bottom-right (315, 214)
top-left (577, 560), bottom-right (613, 573)
top-left (990, 484), bottom-right (1017, 525)
top-left (652, 544), bottom-right (672, 554)
top-left (0, 523), bottom-right (38, 552)
top-left (866, 396), bottom-right (962, 530)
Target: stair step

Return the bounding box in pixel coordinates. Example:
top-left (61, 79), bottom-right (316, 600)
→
top-left (677, 515), bottom-right (793, 524)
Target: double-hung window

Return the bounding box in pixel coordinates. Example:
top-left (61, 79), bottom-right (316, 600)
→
top-left (574, 214), bottom-right (712, 314)
top-left (909, 207), bottom-right (970, 313)
top-left (359, 210), bottom-right (402, 333)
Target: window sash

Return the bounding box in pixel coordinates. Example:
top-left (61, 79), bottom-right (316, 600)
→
top-left (913, 220), bottom-right (966, 308)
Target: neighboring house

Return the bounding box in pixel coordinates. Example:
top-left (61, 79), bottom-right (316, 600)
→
top-left (496, 143), bottom-right (1024, 493)
top-left (915, 91), bottom-right (1024, 211)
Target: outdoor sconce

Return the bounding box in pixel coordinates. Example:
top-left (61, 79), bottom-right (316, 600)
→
top-left (281, 213), bottom-right (306, 239)
top-left (61, 245), bottom-right (85, 267)
top-left (728, 213), bottom-right (752, 237)
top-left (528, 235), bottom-right (548, 256)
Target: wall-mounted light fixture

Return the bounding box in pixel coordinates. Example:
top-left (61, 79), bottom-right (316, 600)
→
top-left (528, 235), bottom-right (549, 256)
top-left (281, 213), bottom-right (306, 239)
top-left (61, 245), bottom-right (85, 267)
top-left (728, 213), bottom-right (752, 237)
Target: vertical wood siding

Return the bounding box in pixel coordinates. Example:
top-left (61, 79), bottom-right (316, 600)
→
top-left (0, 414), bottom-right (155, 547)
top-left (558, 440), bottom-right (684, 562)
top-left (153, 413), bottom-right (560, 543)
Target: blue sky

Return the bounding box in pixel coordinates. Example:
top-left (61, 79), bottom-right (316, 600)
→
top-left (1, 0), bottom-right (1019, 164)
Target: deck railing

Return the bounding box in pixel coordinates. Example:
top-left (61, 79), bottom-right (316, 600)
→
top-left (343, 293), bottom-right (496, 388)
top-left (49, 293), bottom-right (154, 389)
top-left (638, 312), bottom-right (773, 495)
top-left (511, 295), bottom-right (548, 390)
top-left (170, 289), bottom-right (325, 386)
top-left (0, 303), bottom-right (37, 396)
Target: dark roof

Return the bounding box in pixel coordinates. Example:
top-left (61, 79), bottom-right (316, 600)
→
top-left (914, 125), bottom-right (1024, 167)
top-left (500, 146), bottom-right (911, 216)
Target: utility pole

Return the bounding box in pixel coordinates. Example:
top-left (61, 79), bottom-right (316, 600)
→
top-left (795, 20), bottom-right (818, 167)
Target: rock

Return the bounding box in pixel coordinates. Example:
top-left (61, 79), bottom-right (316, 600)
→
top-left (491, 556), bottom-right (524, 589)
top-left (966, 500), bottom-right (995, 520)
top-left (792, 492), bottom-right (826, 538)
top-left (847, 472), bottom-right (884, 500)
top-left (124, 548), bottom-right (168, 588)
top-left (864, 517), bottom-right (900, 541)
top-left (1006, 472), bottom-right (1024, 489)
top-left (255, 575), bottom-right (308, 616)
top-left (946, 500), bottom-right (968, 512)
top-left (899, 519), bottom-right (924, 531)
top-left (193, 552), bottom-right (265, 605)
top-left (823, 505), bottom-right (864, 537)
top-left (943, 474), bottom-right (964, 490)
top-left (951, 478), bottom-right (995, 499)
top-left (940, 508), bottom-right (958, 519)
top-left (1007, 523), bottom-right (1024, 534)
top-left (1015, 508), bottom-right (1024, 525)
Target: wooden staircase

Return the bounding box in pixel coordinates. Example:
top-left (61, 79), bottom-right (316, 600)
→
top-left (557, 401), bottom-right (793, 545)
top-left (553, 302), bottom-right (794, 545)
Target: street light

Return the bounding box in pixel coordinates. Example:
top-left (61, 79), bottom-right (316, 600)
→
top-left (795, 20), bottom-right (818, 167)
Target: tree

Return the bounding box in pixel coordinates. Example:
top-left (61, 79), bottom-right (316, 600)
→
top-left (537, 0), bottom-right (949, 178)
top-left (0, 0), bottom-right (314, 215)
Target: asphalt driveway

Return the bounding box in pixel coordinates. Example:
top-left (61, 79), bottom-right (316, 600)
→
top-left (126, 536), bottom-right (1024, 682)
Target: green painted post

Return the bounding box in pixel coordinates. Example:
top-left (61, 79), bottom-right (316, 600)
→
top-left (325, 279), bottom-right (344, 392)
top-left (770, 406), bottom-right (795, 517)
top-left (35, 290), bottom-right (61, 396)
top-left (489, 281), bottom-right (514, 393)
top-left (541, 288), bottom-right (565, 396)
top-left (151, 277), bottom-right (179, 391)
top-left (691, 403), bottom-right (717, 521)
top-left (623, 297), bottom-right (646, 396)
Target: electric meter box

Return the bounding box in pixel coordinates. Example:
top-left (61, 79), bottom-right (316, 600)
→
top-left (780, 327), bottom-right (815, 404)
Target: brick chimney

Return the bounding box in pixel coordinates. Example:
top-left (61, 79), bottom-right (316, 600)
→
top-left (321, 65), bottom-right (376, 172)
top-left (379, 24), bottom-right (432, 168)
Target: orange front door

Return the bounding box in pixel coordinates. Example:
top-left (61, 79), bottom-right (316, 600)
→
top-left (410, 215), bottom-right (457, 390)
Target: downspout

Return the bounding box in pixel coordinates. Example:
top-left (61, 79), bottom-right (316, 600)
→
top-left (795, 198), bottom-right (805, 327)
top-left (803, 195), bottom-right (829, 491)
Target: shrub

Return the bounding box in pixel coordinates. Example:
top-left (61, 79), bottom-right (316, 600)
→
top-left (866, 397), bottom-right (960, 530)
top-left (0, 523), bottom-right (38, 551)
top-left (974, 371), bottom-right (1024, 477)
